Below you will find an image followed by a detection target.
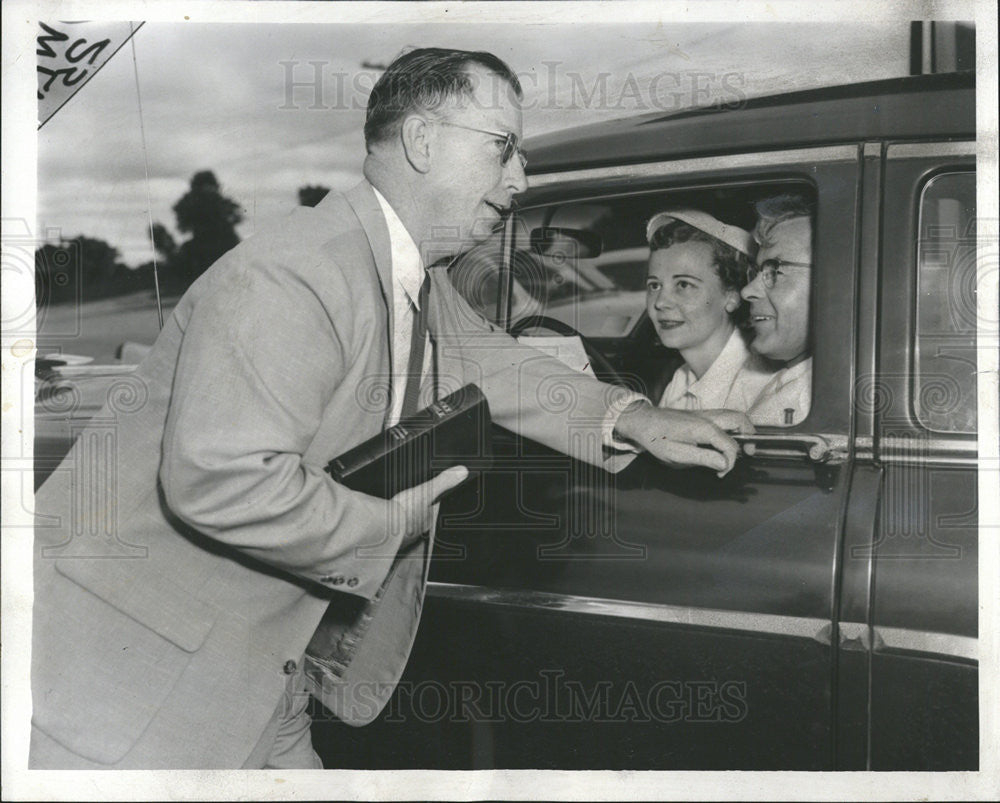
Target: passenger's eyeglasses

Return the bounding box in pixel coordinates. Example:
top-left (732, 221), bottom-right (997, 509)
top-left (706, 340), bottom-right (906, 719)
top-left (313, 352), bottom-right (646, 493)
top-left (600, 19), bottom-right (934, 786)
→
top-left (746, 258), bottom-right (812, 289)
top-left (436, 121), bottom-right (528, 169)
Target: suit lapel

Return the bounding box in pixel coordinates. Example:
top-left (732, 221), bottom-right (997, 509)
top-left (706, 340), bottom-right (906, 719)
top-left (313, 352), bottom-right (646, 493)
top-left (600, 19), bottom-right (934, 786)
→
top-left (345, 180), bottom-right (396, 427)
top-left (347, 181), bottom-right (446, 411)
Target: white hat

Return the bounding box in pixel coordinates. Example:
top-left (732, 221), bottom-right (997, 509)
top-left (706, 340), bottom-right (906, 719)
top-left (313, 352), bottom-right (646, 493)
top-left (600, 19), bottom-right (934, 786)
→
top-left (646, 208), bottom-right (756, 257)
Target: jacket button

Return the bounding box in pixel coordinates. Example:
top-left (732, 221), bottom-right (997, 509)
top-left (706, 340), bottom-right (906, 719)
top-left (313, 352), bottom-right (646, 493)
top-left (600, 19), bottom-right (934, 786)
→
top-left (347, 577), bottom-right (359, 588)
top-left (332, 575), bottom-right (345, 586)
top-left (283, 660), bottom-right (297, 675)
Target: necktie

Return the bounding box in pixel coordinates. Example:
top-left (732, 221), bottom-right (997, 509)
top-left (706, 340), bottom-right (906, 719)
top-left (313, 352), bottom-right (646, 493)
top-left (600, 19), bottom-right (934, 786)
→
top-left (401, 272), bottom-right (431, 418)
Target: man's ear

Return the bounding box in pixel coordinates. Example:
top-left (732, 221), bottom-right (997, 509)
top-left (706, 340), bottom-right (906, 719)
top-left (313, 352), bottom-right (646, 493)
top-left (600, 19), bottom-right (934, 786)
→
top-left (400, 115), bottom-right (433, 174)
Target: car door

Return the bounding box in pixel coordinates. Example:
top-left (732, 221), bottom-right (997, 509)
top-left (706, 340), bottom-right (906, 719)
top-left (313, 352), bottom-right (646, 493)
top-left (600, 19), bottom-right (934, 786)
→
top-left (310, 145), bottom-right (865, 769)
top-left (837, 141), bottom-right (978, 770)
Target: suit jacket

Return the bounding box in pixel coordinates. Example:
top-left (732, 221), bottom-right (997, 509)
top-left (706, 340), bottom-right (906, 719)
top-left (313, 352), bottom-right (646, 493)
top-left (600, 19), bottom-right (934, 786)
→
top-left (30, 181), bottom-right (636, 768)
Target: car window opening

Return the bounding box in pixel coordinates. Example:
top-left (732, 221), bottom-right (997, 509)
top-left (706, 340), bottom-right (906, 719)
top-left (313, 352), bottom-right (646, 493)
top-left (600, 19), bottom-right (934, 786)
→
top-left (450, 181), bottom-right (818, 429)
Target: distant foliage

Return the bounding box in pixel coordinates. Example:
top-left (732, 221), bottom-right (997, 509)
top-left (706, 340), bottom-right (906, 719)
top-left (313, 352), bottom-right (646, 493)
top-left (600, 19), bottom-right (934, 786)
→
top-left (35, 171), bottom-right (251, 305)
top-left (35, 235), bottom-right (155, 306)
top-left (151, 222), bottom-right (177, 261)
top-left (166, 170), bottom-right (244, 292)
top-left (34, 171), bottom-right (246, 306)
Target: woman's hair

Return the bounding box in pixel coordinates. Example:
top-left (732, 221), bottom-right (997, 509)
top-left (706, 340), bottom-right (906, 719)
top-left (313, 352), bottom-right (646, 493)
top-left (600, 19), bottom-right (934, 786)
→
top-left (648, 219), bottom-right (751, 325)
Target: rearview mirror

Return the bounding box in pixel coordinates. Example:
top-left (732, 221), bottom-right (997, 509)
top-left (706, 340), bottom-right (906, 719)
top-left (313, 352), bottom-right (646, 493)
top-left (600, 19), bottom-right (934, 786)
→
top-left (529, 227), bottom-right (603, 259)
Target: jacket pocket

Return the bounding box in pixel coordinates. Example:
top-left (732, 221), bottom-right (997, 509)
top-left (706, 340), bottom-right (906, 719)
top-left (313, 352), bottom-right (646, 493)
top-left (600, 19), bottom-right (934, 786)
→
top-left (32, 559), bottom-right (217, 764)
top-left (54, 557), bottom-right (215, 652)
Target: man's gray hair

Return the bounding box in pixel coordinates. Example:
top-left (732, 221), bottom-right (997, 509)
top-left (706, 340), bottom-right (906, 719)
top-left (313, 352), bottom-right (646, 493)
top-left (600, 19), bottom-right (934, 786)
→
top-left (753, 191), bottom-right (814, 247)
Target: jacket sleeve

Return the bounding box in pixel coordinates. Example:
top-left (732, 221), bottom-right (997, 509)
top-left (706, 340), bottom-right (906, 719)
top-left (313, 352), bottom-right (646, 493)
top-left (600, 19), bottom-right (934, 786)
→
top-left (159, 254), bottom-right (404, 600)
top-left (433, 269), bottom-right (642, 473)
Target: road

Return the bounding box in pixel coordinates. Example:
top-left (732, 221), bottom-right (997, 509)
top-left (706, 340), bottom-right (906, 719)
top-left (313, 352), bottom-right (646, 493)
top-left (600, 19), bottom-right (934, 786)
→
top-left (36, 291), bottom-right (177, 364)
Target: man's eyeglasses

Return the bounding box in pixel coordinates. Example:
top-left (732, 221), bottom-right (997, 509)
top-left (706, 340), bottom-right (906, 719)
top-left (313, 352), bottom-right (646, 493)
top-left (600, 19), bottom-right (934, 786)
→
top-left (437, 121), bottom-right (528, 169)
top-left (746, 258), bottom-right (812, 289)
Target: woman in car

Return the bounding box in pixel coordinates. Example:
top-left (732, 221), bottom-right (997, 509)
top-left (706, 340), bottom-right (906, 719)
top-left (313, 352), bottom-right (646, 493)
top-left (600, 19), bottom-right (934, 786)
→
top-left (645, 208), bottom-right (776, 410)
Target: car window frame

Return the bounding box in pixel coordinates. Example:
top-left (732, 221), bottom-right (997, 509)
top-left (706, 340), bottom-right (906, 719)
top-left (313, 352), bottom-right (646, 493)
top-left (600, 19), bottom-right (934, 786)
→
top-left (512, 144), bottom-right (863, 445)
top-left (912, 168), bottom-right (978, 435)
top-left (879, 141), bottom-right (978, 465)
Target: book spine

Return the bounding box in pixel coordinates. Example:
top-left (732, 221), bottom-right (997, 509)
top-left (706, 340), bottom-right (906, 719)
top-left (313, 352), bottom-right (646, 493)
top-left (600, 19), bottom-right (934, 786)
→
top-left (329, 392), bottom-right (470, 479)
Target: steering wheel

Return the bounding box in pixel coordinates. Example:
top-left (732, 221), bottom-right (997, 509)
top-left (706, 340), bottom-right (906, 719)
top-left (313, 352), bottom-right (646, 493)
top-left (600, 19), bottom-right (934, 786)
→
top-left (509, 315), bottom-right (626, 386)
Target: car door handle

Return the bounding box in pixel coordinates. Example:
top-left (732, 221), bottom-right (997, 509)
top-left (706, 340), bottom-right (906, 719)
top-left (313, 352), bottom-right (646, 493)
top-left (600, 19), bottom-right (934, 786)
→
top-left (734, 433), bottom-right (834, 463)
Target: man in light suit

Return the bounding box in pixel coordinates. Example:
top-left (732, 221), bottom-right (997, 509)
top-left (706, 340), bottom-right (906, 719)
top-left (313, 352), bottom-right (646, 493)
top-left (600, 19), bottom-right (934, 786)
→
top-left (30, 48), bottom-right (744, 769)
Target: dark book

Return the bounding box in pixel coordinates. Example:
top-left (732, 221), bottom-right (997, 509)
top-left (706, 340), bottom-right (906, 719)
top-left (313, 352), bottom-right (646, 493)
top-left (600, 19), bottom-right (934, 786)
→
top-left (325, 383), bottom-right (492, 499)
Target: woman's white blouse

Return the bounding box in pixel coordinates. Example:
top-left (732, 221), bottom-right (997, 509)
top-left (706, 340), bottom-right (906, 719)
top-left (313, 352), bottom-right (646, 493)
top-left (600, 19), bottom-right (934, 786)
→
top-left (658, 329), bottom-right (776, 412)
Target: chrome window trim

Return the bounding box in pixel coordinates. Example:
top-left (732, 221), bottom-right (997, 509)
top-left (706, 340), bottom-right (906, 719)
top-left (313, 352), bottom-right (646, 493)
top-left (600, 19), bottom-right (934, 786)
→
top-left (839, 620), bottom-right (977, 663)
top-left (527, 145), bottom-right (859, 189)
top-left (878, 453), bottom-right (978, 467)
top-left (875, 625), bottom-right (978, 662)
top-left (878, 434), bottom-right (978, 465)
top-left (885, 141), bottom-right (976, 159)
top-left (425, 586), bottom-right (980, 664)
top-left (427, 582), bottom-right (832, 644)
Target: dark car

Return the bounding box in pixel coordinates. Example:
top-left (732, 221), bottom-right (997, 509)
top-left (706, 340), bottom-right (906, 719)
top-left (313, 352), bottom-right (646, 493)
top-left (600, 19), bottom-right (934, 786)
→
top-left (35, 71), bottom-right (979, 771)
top-left (309, 71), bottom-right (980, 770)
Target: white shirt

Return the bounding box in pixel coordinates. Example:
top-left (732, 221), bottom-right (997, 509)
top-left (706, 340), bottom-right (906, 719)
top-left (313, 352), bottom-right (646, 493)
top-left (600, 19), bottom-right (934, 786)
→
top-left (746, 356), bottom-right (813, 426)
top-left (659, 329), bottom-right (776, 412)
top-left (373, 188), bottom-right (432, 426)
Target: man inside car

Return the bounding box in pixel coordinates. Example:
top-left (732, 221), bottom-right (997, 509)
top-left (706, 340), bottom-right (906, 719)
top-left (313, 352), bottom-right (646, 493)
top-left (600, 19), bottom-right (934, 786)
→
top-left (738, 192), bottom-right (814, 426)
top-left (30, 47), bottom-right (748, 770)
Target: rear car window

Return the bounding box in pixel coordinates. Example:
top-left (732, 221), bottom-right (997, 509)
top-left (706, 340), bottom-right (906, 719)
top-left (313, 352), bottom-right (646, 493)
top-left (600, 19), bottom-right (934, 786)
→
top-left (914, 171), bottom-right (977, 433)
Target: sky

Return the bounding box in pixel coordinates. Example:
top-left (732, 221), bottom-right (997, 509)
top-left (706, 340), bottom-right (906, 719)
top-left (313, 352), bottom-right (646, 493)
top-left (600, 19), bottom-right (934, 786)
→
top-left (31, 17), bottom-right (922, 266)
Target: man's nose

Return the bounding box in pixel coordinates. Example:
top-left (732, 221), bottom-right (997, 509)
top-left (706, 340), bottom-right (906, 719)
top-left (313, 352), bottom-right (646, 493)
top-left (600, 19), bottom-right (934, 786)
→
top-left (504, 156), bottom-right (528, 194)
top-left (741, 275), bottom-right (763, 301)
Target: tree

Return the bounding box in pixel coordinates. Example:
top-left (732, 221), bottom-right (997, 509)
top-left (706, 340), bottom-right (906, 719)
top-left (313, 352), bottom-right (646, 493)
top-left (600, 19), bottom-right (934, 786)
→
top-left (35, 235), bottom-right (129, 305)
top-left (170, 170), bottom-right (243, 290)
top-left (76, 235), bottom-right (122, 285)
top-left (298, 184), bottom-right (330, 207)
top-left (151, 222), bottom-right (177, 262)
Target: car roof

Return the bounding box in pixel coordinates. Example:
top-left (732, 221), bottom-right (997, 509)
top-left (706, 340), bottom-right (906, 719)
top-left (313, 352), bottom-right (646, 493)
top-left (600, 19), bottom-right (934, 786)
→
top-left (524, 72), bottom-right (975, 174)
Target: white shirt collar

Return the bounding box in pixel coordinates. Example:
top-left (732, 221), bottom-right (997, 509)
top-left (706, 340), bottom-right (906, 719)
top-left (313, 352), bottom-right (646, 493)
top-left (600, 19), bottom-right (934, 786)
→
top-left (776, 355), bottom-right (812, 385)
top-left (372, 187), bottom-right (424, 309)
top-left (663, 328), bottom-right (751, 409)
top-left (747, 356), bottom-right (812, 426)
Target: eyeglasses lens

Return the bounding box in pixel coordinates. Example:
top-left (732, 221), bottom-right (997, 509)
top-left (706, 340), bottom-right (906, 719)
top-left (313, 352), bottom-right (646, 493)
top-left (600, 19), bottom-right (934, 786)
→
top-left (747, 260), bottom-right (778, 288)
top-left (501, 135), bottom-right (527, 169)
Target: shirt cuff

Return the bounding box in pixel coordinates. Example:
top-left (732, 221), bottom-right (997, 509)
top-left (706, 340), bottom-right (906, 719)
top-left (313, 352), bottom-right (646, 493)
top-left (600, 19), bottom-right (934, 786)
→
top-left (603, 388), bottom-right (651, 453)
